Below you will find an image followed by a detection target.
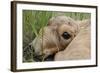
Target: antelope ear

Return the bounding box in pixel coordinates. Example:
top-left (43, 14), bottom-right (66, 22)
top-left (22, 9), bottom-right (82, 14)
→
top-left (47, 17), bottom-right (55, 26)
top-left (47, 17), bottom-right (59, 30)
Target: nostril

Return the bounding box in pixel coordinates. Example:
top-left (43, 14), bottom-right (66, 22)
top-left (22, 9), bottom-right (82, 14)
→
top-left (28, 44), bottom-right (35, 52)
top-left (32, 46), bottom-right (35, 52)
top-left (29, 45), bottom-right (32, 49)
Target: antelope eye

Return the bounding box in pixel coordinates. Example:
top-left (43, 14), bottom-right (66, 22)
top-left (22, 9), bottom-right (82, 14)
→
top-left (62, 32), bottom-right (71, 39)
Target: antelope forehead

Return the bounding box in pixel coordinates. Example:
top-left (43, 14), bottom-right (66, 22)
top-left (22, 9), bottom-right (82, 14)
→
top-left (58, 24), bottom-right (74, 34)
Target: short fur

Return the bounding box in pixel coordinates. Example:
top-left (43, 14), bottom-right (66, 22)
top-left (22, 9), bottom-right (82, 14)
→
top-left (55, 19), bottom-right (91, 60)
top-left (31, 16), bottom-right (80, 59)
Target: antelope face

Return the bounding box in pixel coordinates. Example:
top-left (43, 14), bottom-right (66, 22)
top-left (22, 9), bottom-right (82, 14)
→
top-left (30, 16), bottom-right (79, 61)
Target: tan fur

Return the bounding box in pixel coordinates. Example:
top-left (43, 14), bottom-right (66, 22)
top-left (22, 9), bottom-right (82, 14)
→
top-left (31, 16), bottom-right (79, 58)
top-left (31, 26), bottom-right (60, 57)
top-left (55, 19), bottom-right (91, 60)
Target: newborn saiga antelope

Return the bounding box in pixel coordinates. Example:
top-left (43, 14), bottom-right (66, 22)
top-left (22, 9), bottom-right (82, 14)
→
top-left (28, 16), bottom-right (90, 61)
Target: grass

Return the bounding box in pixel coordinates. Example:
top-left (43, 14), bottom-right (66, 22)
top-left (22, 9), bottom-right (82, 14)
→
top-left (23, 10), bottom-right (91, 62)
